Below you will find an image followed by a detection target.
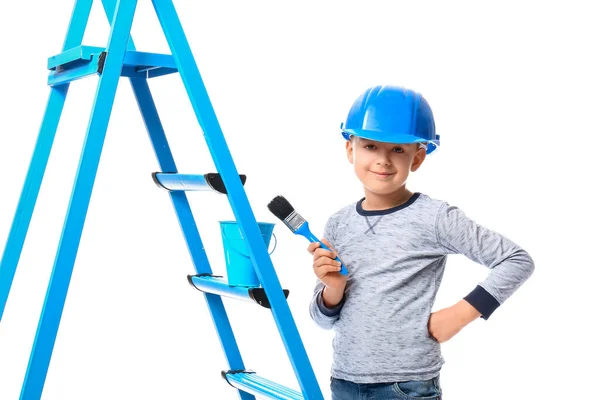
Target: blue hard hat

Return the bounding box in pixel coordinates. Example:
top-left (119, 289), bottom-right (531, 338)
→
top-left (340, 85), bottom-right (440, 154)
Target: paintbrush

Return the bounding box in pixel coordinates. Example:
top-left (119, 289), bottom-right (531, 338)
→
top-left (267, 195), bottom-right (348, 275)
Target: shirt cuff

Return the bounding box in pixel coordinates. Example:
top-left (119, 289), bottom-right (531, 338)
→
top-left (464, 285), bottom-right (500, 320)
top-left (316, 288), bottom-right (345, 317)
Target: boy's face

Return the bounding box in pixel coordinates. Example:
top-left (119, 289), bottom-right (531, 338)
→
top-left (346, 137), bottom-right (426, 201)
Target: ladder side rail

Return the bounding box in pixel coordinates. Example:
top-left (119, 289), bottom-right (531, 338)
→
top-left (20, 2), bottom-right (139, 398)
top-left (151, 1), bottom-right (322, 398)
top-left (128, 78), bottom-right (254, 400)
top-left (98, 2), bottom-right (253, 398)
top-left (0, 0), bottom-right (94, 322)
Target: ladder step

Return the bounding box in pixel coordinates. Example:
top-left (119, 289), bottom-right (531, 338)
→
top-left (222, 370), bottom-right (303, 400)
top-left (152, 172), bottom-right (246, 194)
top-left (47, 45), bottom-right (178, 86)
top-left (188, 275), bottom-right (289, 309)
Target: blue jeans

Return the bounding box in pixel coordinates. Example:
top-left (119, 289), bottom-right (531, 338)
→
top-left (331, 375), bottom-right (442, 400)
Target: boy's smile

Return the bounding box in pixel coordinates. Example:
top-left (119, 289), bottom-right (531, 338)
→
top-left (346, 137), bottom-right (426, 210)
top-left (371, 171), bottom-right (394, 178)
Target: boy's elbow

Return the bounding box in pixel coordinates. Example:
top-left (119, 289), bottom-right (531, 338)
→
top-left (528, 254), bottom-right (535, 277)
top-left (518, 249), bottom-right (535, 280)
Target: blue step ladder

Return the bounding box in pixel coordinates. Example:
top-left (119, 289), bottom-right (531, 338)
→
top-left (0, 1), bottom-right (323, 399)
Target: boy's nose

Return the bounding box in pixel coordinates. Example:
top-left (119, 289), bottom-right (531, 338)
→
top-left (376, 156), bottom-right (391, 166)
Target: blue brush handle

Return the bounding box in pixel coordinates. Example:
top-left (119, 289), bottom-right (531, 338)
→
top-left (296, 222), bottom-right (348, 275)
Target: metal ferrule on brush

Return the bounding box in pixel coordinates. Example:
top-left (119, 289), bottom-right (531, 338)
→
top-left (284, 210), bottom-right (306, 232)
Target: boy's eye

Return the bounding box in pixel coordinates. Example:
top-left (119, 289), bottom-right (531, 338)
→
top-left (365, 144), bottom-right (376, 150)
top-left (393, 147), bottom-right (405, 153)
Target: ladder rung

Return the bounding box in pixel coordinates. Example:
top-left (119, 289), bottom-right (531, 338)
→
top-left (222, 370), bottom-right (303, 400)
top-left (152, 172), bottom-right (246, 194)
top-left (47, 45), bottom-right (178, 86)
top-left (188, 275), bottom-right (289, 309)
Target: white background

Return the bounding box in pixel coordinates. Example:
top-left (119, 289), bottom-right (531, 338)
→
top-left (1, 1), bottom-right (599, 399)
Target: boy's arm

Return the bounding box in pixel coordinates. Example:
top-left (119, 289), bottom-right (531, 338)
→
top-left (436, 203), bottom-right (535, 320)
top-left (308, 214), bottom-right (346, 329)
top-left (309, 281), bottom-right (346, 330)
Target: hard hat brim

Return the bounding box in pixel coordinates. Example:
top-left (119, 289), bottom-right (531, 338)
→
top-left (341, 129), bottom-right (440, 154)
top-left (342, 128), bottom-right (426, 144)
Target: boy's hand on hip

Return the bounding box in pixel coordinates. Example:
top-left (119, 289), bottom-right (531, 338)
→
top-left (428, 300), bottom-right (481, 343)
top-left (307, 238), bottom-right (348, 291)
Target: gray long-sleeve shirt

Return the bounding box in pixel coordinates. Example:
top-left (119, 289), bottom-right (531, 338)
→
top-left (309, 192), bottom-right (534, 383)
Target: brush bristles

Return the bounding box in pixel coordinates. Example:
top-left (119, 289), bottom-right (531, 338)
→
top-left (267, 196), bottom-right (295, 220)
top-left (267, 195), bottom-right (306, 232)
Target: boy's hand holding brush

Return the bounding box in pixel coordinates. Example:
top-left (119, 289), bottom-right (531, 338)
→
top-left (307, 238), bottom-right (347, 308)
top-left (267, 195), bottom-right (349, 308)
top-left (267, 196), bottom-right (348, 308)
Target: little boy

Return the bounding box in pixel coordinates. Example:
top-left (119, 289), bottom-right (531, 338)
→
top-left (308, 85), bottom-right (535, 399)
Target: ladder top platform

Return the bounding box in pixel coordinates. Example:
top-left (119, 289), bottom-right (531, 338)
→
top-left (47, 45), bottom-right (176, 71)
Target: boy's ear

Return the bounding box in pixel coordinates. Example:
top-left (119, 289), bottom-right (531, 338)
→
top-left (345, 140), bottom-right (354, 164)
top-left (410, 147), bottom-right (427, 172)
